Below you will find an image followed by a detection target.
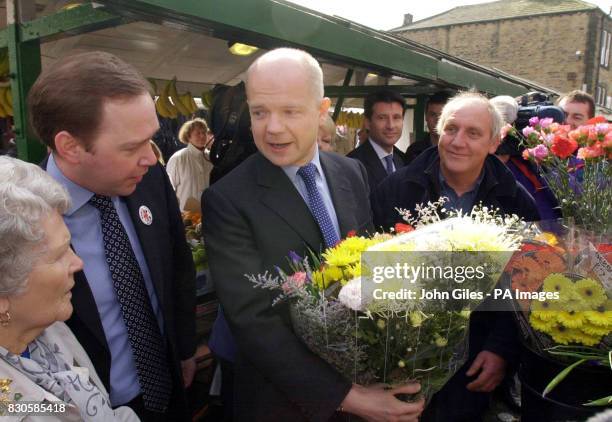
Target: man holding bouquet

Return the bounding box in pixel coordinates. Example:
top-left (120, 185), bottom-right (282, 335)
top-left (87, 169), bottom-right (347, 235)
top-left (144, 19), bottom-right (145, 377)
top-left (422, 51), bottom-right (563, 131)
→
top-left (371, 92), bottom-right (540, 421)
top-left (203, 48), bottom-right (424, 421)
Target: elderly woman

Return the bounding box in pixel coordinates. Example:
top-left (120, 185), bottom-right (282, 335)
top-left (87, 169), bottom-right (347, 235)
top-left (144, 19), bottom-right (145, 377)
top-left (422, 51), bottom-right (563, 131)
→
top-left (166, 118), bottom-right (214, 210)
top-left (0, 156), bottom-right (138, 421)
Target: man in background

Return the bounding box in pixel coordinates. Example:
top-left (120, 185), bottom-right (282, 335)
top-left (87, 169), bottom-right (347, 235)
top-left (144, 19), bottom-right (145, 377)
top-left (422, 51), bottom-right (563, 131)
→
top-left (347, 89), bottom-right (407, 189)
top-left (558, 90), bottom-right (595, 129)
top-left (404, 92), bottom-right (450, 163)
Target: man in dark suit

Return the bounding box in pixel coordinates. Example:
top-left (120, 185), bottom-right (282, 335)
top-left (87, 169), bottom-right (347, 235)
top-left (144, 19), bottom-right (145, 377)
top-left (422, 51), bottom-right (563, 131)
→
top-left (372, 92), bottom-right (539, 422)
top-left (347, 90), bottom-right (407, 190)
top-left (30, 51), bottom-right (196, 421)
top-left (203, 48), bottom-right (424, 422)
top-left (404, 92), bottom-right (450, 164)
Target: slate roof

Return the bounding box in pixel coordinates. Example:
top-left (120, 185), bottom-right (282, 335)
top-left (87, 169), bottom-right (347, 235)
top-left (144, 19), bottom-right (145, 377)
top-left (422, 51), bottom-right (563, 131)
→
top-left (392, 0), bottom-right (600, 31)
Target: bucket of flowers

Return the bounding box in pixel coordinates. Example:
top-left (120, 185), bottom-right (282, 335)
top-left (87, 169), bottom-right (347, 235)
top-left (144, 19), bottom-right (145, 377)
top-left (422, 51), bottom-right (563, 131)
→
top-left (249, 202), bottom-right (523, 402)
top-left (520, 117), bottom-right (611, 232)
top-left (504, 220), bottom-right (611, 420)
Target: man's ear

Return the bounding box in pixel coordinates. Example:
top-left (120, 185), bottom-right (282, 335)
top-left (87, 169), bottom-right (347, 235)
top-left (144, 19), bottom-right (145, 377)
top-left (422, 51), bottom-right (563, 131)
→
top-left (488, 135), bottom-right (501, 154)
top-left (0, 295), bottom-right (10, 315)
top-left (54, 131), bottom-right (85, 164)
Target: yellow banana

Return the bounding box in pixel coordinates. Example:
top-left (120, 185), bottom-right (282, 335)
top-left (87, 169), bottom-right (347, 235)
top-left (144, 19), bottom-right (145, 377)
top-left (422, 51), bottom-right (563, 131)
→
top-left (186, 91), bottom-right (198, 113)
top-left (168, 78), bottom-right (190, 116)
top-left (155, 97), bottom-right (170, 118)
top-left (159, 80), bottom-right (178, 119)
top-left (4, 87), bottom-right (12, 116)
top-left (179, 92), bottom-right (194, 115)
top-left (201, 90), bottom-right (213, 109)
top-left (0, 88), bottom-right (8, 118)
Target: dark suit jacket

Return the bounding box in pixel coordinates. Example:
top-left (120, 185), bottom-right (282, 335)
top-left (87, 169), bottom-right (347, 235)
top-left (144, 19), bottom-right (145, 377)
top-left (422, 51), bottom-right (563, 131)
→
top-left (44, 159), bottom-right (197, 416)
top-left (202, 151), bottom-right (373, 422)
top-left (346, 139), bottom-right (406, 190)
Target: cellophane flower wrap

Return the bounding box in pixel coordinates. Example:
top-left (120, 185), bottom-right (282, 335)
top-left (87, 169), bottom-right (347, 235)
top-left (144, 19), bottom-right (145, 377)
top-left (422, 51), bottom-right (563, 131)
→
top-left (520, 117), bottom-right (612, 232)
top-left (504, 220), bottom-right (612, 404)
top-left (249, 202), bottom-right (523, 401)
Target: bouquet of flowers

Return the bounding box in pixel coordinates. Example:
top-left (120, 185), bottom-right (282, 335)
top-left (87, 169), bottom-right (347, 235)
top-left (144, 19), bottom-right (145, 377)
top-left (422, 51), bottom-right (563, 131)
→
top-left (504, 220), bottom-right (611, 409)
top-left (249, 202), bottom-right (523, 401)
top-left (519, 117), bottom-right (612, 231)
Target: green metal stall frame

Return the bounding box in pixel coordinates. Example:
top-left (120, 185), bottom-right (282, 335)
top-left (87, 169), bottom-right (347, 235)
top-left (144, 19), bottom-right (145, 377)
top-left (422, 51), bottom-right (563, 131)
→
top-left (0, 0), bottom-right (554, 163)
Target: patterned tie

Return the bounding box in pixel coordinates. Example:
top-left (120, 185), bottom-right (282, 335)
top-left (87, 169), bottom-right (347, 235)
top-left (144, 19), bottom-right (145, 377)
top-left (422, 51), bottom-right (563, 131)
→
top-left (297, 163), bottom-right (340, 248)
top-left (384, 154), bottom-right (395, 175)
top-left (89, 195), bottom-right (171, 412)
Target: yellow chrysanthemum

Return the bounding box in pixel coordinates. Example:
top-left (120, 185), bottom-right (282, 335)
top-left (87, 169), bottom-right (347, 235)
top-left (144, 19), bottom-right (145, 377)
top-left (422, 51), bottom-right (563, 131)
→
top-left (434, 334), bottom-right (448, 347)
top-left (584, 301), bottom-right (612, 327)
top-left (579, 323), bottom-right (611, 338)
top-left (529, 313), bottom-right (557, 332)
top-left (574, 278), bottom-right (606, 308)
top-left (323, 266), bottom-right (344, 283)
top-left (322, 247), bottom-right (359, 268)
top-left (534, 232), bottom-right (558, 246)
top-left (530, 299), bottom-right (559, 320)
top-left (311, 270), bottom-right (325, 290)
top-left (542, 273), bottom-right (573, 294)
top-left (561, 295), bottom-right (589, 312)
top-left (566, 330), bottom-right (601, 346)
top-left (335, 236), bottom-right (370, 253)
top-left (556, 310), bottom-right (585, 328)
top-left (547, 324), bottom-right (573, 345)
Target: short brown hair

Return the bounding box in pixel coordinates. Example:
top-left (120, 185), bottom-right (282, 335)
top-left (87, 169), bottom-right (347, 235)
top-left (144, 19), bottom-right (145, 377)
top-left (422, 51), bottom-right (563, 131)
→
top-left (558, 90), bottom-right (595, 118)
top-left (28, 51), bottom-right (150, 150)
top-left (178, 118), bottom-right (210, 144)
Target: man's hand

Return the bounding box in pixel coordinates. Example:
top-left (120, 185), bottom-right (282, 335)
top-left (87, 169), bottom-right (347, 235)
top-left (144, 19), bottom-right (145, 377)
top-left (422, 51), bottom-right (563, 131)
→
top-left (340, 383), bottom-right (424, 422)
top-left (465, 351), bottom-right (506, 392)
top-left (180, 356), bottom-right (197, 388)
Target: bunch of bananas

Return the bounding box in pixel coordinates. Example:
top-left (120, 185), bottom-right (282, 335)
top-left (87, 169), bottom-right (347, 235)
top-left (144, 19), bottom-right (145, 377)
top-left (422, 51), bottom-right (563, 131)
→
top-left (0, 50), bottom-right (12, 118)
top-left (154, 78), bottom-right (198, 119)
top-left (335, 111), bottom-right (364, 129)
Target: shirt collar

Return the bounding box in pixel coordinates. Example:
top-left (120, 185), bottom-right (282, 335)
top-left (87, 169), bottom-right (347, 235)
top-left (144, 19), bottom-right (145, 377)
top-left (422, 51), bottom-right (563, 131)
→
top-left (281, 146), bottom-right (323, 183)
top-left (438, 166), bottom-right (485, 195)
top-left (47, 154), bottom-right (95, 216)
top-left (186, 142), bottom-right (205, 155)
top-left (368, 138), bottom-right (393, 160)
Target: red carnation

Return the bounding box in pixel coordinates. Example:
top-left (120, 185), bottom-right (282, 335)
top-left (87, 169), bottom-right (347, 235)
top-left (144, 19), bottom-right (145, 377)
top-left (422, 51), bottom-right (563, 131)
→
top-left (394, 223), bottom-right (414, 233)
top-left (550, 135), bottom-right (578, 159)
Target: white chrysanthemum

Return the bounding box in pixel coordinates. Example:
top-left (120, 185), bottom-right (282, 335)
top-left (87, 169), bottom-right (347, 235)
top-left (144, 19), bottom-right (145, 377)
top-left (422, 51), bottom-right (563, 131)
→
top-left (338, 277), bottom-right (365, 311)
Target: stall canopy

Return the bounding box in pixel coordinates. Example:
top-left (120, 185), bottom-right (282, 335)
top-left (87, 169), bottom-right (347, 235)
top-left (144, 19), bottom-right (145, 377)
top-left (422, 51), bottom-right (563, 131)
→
top-left (0, 0), bottom-right (557, 162)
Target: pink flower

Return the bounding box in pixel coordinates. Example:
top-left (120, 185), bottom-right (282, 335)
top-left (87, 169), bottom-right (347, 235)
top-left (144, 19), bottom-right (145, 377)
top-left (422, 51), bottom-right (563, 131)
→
top-left (522, 149), bottom-right (531, 160)
top-left (282, 271), bottom-right (307, 294)
top-left (500, 123), bottom-right (512, 139)
top-left (529, 116), bottom-right (540, 127)
top-left (577, 143), bottom-right (604, 159)
top-left (539, 117), bottom-right (554, 129)
top-left (522, 126), bottom-right (536, 137)
top-left (532, 144), bottom-right (549, 161)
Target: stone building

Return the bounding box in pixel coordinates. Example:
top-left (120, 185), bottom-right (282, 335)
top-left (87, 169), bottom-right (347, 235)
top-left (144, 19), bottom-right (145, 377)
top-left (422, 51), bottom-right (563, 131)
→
top-left (392, 0), bottom-right (612, 114)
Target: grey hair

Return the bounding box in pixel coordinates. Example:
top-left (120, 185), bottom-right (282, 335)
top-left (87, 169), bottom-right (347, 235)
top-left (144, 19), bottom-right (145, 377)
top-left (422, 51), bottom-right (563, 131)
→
top-left (490, 95), bottom-right (519, 124)
top-left (436, 92), bottom-right (504, 141)
top-left (0, 156), bottom-right (71, 296)
top-left (246, 47), bottom-right (324, 102)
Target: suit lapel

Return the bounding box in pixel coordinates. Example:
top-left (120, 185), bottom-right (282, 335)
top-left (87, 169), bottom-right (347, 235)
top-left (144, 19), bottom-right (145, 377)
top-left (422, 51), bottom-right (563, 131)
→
top-left (363, 141), bottom-right (388, 183)
top-left (256, 155), bottom-right (323, 252)
top-left (124, 187), bottom-right (166, 310)
top-left (320, 153), bottom-right (360, 237)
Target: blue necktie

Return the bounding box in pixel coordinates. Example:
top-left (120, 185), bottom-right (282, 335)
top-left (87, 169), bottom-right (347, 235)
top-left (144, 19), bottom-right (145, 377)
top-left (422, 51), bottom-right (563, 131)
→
top-left (384, 154), bottom-right (394, 175)
top-left (89, 195), bottom-right (172, 412)
top-left (297, 163), bottom-right (340, 248)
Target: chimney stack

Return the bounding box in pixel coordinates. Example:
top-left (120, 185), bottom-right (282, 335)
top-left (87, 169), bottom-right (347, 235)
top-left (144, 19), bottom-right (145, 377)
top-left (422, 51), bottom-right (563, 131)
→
top-left (403, 13), bottom-right (413, 26)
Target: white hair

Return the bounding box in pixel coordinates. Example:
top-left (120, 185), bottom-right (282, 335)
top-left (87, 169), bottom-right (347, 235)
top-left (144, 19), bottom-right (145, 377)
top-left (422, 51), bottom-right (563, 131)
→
top-left (246, 47), bottom-right (324, 101)
top-left (436, 92), bottom-right (504, 141)
top-left (490, 95), bottom-right (519, 124)
top-left (0, 156), bottom-right (71, 296)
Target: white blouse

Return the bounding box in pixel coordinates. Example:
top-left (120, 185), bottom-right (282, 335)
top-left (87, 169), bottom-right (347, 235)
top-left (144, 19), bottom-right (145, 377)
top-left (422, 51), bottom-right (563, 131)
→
top-left (166, 143), bottom-right (214, 211)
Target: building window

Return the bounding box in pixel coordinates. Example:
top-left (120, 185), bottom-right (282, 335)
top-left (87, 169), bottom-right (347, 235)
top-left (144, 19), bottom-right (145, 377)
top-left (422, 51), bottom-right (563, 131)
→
top-left (600, 30), bottom-right (611, 67)
top-left (596, 86), bottom-right (607, 106)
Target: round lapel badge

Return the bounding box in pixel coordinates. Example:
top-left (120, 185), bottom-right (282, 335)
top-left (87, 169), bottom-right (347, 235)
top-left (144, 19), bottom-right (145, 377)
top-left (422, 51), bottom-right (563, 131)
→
top-left (139, 205), bottom-right (153, 226)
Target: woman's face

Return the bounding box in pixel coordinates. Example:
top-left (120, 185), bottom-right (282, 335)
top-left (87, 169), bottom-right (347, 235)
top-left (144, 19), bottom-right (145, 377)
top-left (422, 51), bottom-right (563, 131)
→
top-left (189, 125), bottom-right (212, 150)
top-left (8, 211), bottom-right (83, 330)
